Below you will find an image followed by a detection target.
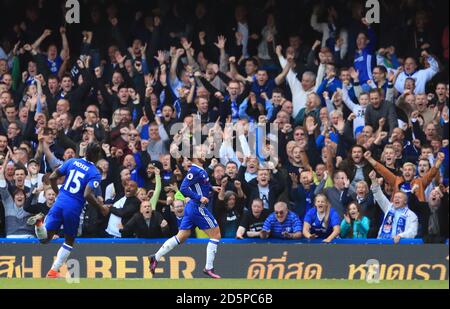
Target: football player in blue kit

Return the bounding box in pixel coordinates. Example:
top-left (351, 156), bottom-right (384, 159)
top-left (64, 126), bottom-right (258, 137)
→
top-left (27, 143), bottom-right (104, 278)
top-left (149, 145), bottom-right (222, 279)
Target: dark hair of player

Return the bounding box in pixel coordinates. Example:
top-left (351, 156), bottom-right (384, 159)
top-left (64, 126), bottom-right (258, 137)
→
top-left (85, 143), bottom-right (102, 163)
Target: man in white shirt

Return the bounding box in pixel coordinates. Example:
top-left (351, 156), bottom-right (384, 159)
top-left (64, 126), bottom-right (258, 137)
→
top-left (105, 195), bottom-right (126, 238)
top-left (370, 171), bottom-right (418, 243)
top-left (277, 48), bottom-right (325, 118)
top-left (394, 51), bottom-right (439, 95)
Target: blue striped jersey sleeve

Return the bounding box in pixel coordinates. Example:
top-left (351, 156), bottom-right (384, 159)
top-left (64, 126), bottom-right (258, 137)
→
top-left (262, 214), bottom-right (274, 232)
top-left (291, 213), bottom-right (303, 233)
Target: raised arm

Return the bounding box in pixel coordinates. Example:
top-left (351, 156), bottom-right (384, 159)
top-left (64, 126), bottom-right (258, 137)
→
top-left (369, 170), bottom-right (390, 214)
top-left (155, 116), bottom-right (169, 142)
top-left (181, 39), bottom-right (200, 72)
top-left (318, 87), bottom-right (331, 109)
top-left (314, 63), bottom-right (326, 92)
top-left (314, 173), bottom-right (327, 196)
top-left (31, 29), bottom-right (52, 51)
top-left (276, 47), bottom-right (302, 92)
top-left (310, 6), bottom-right (325, 34)
top-left (217, 177), bottom-right (227, 201)
top-left (0, 149), bottom-right (11, 182)
top-left (0, 150), bottom-right (14, 206)
top-left (349, 68), bottom-right (364, 98)
top-left (420, 51), bottom-right (440, 83)
top-left (214, 35), bottom-right (227, 71)
top-left (274, 59), bottom-right (292, 86)
top-left (59, 27), bottom-right (70, 60)
top-left (34, 135), bottom-right (44, 164)
top-left (385, 76), bottom-right (395, 104)
top-left (340, 88), bottom-right (358, 113)
top-left (364, 151), bottom-right (397, 187)
top-left (420, 152), bottom-right (445, 188)
top-left (170, 48), bottom-right (184, 84)
top-left (228, 57), bottom-right (247, 83)
top-left (58, 53), bottom-right (70, 79)
top-left (149, 169), bottom-right (162, 210)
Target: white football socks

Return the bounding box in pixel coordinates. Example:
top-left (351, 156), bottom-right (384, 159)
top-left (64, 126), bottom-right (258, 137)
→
top-left (155, 236), bottom-right (180, 261)
top-left (205, 239), bottom-right (219, 270)
top-left (51, 243), bottom-right (72, 272)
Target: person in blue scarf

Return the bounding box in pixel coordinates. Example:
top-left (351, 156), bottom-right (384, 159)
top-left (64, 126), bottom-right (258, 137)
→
top-left (369, 171), bottom-right (418, 243)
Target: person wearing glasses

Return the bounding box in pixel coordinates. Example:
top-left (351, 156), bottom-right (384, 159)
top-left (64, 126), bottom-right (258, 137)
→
top-left (260, 201), bottom-right (302, 239)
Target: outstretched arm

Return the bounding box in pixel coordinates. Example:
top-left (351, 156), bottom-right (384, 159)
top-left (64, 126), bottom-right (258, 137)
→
top-left (277, 48), bottom-right (302, 92)
top-left (421, 51), bottom-right (440, 83)
top-left (369, 171), bottom-right (390, 214)
top-left (274, 60), bottom-right (291, 85)
top-left (0, 150), bottom-right (14, 206)
top-left (59, 27), bottom-right (70, 60)
top-left (31, 29), bottom-right (52, 51)
top-left (364, 151), bottom-right (397, 186)
top-left (340, 88), bottom-right (358, 113)
top-left (149, 170), bottom-right (162, 210)
top-left (170, 49), bottom-right (184, 83)
top-left (229, 57), bottom-right (247, 83)
top-left (310, 6), bottom-right (325, 34)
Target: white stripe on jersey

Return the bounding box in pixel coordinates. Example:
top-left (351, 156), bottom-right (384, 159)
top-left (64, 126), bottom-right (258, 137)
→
top-left (367, 54), bottom-right (373, 80)
top-left (195, 183), bottom-right (203, 197)
top-left (199, 207), bottom-right (215, 229)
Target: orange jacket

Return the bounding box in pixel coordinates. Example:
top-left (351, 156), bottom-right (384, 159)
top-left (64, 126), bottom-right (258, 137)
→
top-left (373, 161), bottom-right (438, 202)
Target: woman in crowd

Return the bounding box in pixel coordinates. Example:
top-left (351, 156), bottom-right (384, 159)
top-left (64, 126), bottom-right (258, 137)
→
top-left (340, 201), bottom-right (370, 239)
top-left (303, 194), bottom-right (341, 243)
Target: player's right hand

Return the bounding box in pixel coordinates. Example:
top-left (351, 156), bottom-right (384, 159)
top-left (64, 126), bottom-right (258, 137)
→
top-left (100, 205), bottom-right (111, 217)
top-left (200, 197), bottom-right (209, 204)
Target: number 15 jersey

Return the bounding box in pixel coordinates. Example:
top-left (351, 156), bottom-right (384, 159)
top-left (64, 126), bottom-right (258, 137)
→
top-left (57, 158), bottom-right (102, 211)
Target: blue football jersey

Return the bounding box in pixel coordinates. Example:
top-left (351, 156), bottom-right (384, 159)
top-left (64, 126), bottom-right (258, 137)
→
top-left (180, 164), bottom-right (212, 204)
top-left (57, 158), bottom-right (102, 208)
top-left (304, 207), bottom-right (341, 239)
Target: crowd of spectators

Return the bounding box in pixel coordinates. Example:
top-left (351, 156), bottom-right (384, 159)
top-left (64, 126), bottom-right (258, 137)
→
top-left (0, 0), bottom-right (448, 243)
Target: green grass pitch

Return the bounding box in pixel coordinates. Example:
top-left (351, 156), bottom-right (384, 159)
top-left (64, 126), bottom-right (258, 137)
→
top-left (0, 279), bottom-right (448, 289)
